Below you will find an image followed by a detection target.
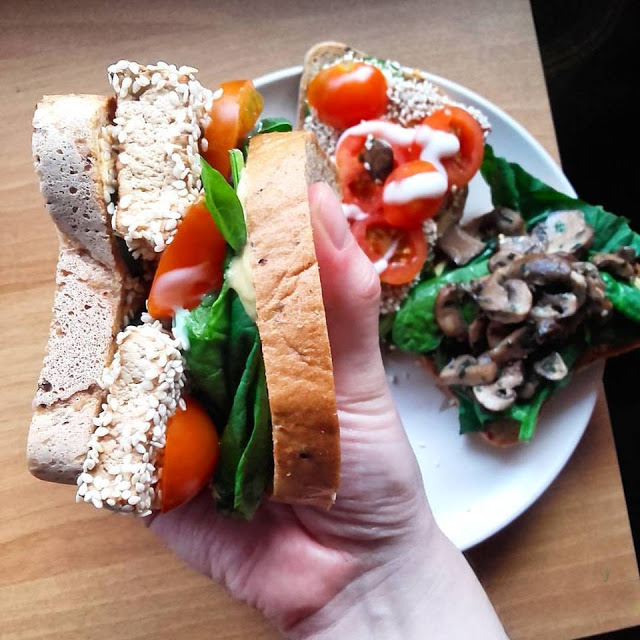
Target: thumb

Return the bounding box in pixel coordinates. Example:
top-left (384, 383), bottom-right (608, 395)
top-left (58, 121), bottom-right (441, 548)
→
top-left (309, 183), bottom-right (387, 404)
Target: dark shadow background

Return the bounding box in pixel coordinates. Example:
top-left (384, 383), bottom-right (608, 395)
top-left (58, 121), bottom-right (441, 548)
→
top-left (530, 1), bottom-right (639, 637)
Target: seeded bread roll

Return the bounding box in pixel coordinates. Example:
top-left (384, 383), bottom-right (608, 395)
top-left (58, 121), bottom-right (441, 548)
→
top-left (242, 131), bottom-right (340, 508)
top-left (28, 237), bottom-right (127, 483)
top-left (32, 95), bottom-right (119, 270)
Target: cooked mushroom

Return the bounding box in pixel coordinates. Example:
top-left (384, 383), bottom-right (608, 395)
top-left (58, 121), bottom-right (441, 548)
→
top-left (436, 186), bottom-right (468, 235)
top-left (488, 236), bottom-right (545, 272)
top-left (518, 373), bottom-right (541, 400)
top-left (534, 351), bottom-right (568, 381)
top-left (505, 254), bottom-right (573, 285)
top-left (434, 283), bottom-right (473, 339)
top-left (468, 316), bottom-right (488, 349)
top-left (574, 261), bottom-right (613, 318)
top-left (359, 136), bottom-right (394, 183)
top-left (485, 321), bottom-right (515, 349)
top-left (438, 225), bottom-right (486, 266)
top-left (531, 209), bottom-right (593, 254)
top-left (473, 362), bottom-right (524, 411)
top-left (530, 292), bottom-right (579, 320)
top-left (476, 273), bottom-right (532, 323)
top-left (463, 206), bottom-right (525, 238)
top-left (486, 325), bottom-right (536, 364)
top-left (591, 249), bottom-right (636, 280)
top-left (439, 354), bottom-right (499, 386)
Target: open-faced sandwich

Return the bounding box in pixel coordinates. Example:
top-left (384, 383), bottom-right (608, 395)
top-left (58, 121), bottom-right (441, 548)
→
top-left (299, 42), bottom-right (640, 446)
top-left (28, 61), bottom-right (339, 516)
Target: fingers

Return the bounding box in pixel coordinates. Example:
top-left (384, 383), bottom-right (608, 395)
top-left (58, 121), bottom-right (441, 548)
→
top-left (309, 183), bottom-right (388, 406)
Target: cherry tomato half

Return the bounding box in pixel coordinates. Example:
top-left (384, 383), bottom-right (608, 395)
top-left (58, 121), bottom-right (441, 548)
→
top-left (160, 396), bottom-right (219, 513)
top-left (382, 160), bottom-right (446, 229)
top-left (147, 200), bottom-right (226, 320)
top-left (336, 133), bottom-right (417, 215)
top-left (308, 62), bottom-right (388, 129)
top-left (202, 80), bottom-right (263, 178)
top-left (421, 106), bottom-right (484, 189)
top-left (351, 215), bottom-right (428, 285)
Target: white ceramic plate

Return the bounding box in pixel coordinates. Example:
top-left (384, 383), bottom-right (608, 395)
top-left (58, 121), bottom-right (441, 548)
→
top-left (254, 66), bottom-right (603, 550)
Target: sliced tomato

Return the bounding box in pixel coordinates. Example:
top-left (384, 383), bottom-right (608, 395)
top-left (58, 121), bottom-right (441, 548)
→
top-left (351, 215), bottom-right (427, 285)
top-left (421, 106), bottom-right (484, 188)
top-left (202, 80), bottom-right (263, 178)
top-left (147, 200), bottom-right (226, 320)
top-left (160, 396), bottom-right (219, 513)
top-left (336, 133), bottom-right (417, 216)
top-left (382, 160), bottom-right (446, 229)
top-left (308, 62), bottom-right (388, 129)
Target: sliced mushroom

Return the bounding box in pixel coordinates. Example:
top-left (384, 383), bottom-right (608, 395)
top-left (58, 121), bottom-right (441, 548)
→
top-left (463, 206), bottom-right (525, 238)
top-left (438, 225), bottom-right (486, 266)
top-left (505, 254), bottom-right (573, 286)
top-left (436, 186), bottom-right (468, 235)
top-left (486, 321), bottom-right (515, 349)
top-left (477, 274), bottom-right (532, 323)
top-left (486, 325), bottom-right (536, 365)
top-left (591, 250), bottom-right (636, 280)
top-left (531, 209), bottom-right (593, 254)
top-left (439, 355), bottom-right (499, 386)
top-left (488, 235), bottom-right (545, 272)
top-left (468, 316), bottom-right (488, 350)
top-left (574, 261), bottom-right (613, 318)
top-left (359, 136), bottom-right (394, 183)
top-left (534, 351), bottom-right (568, 381)
top-left (530, 292), bottom-right (579, 320)
top-left (473, 362), bottom-right (524, 411)
top-left (434, 283), bottom-right (473, 339)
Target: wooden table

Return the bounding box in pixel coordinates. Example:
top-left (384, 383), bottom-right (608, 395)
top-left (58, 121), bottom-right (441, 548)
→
top-left (1, 1), bottom-right (638, 638)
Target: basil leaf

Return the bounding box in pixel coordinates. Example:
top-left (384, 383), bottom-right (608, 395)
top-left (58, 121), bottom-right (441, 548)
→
top-left (481, 144), bottom-right (640, 254)
top-left (253, 117), bottom-right (293, 135)
top-left (391, 259), bottom-right (490, 352)
top-left (601, 272), bottom-right (640, 323)
top-left (200, 158), bottom-right (246, 252)
top-left (234, 358), bottom-right (272, 518)
top-left (229, 149), bottom-right (245, 191)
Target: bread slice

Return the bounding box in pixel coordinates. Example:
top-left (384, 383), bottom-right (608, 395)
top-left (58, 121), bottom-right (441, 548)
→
top-left (32, 95), bottom-right (119, 270)
top-left (241, 131), bottom-right (340, 508)
top-left (27, 236), bottom-right (127, 483)
top-left (107, 61), bottom-right (212, 259)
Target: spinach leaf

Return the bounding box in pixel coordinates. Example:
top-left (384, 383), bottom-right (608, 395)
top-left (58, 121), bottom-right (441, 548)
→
top-left (601, 272), bottom-right (640, 323)
top-left (243, 117), bottom-right (293, 155)
top-left (391, 259), bottom-right (489, 352)
top-left (229, 149), bottom-right (244, 190)
top-left (178, 284), bottom-right (231, 422)
top-left (214, 338), bottom-right (261, 514)
top-left (200, 158), bottom-right (246, 252)
top-left (481, 145), bottom-right (640, 254)
top-left (234, 358), bottom-right (272, 518)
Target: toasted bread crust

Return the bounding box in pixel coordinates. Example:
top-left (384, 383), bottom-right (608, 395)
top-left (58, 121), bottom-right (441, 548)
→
top-left (242, 131), bottom-right (340, 508)
top-left (32, 95), bottom-right (119, 270)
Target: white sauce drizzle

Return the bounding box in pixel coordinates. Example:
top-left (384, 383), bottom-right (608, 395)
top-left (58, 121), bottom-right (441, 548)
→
top-left (383, 171), bottom-right (448, 204)
top-left (373, 238), bottom-right (400, 274)
top-left (342, 203), bottom-right (370, 221)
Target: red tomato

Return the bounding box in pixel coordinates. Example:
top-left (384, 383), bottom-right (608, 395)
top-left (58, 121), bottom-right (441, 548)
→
top-left (308, 62), bottom-right (388, 129)
top-left (202, 80), bottom-right (263, 178)
top-left (336, 133), bottom-right (417, 215)
top-left (382, 160), bottom-right (446, 229)
top-left (147, 200), bottom-right (226, 319)
top-left (422, 106), bottom-right (484, 188)
top-left (160, 396), bottom-right (219, 513)
top-left (351, 215), bottom-right (428, 285)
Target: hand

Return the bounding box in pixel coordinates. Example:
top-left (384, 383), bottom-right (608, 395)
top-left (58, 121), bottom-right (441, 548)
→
top-left (150, 184), bottom-right (507, 639)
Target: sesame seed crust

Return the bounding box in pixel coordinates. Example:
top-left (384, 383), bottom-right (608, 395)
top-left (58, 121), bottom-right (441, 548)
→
top-left (107, 60), bottom-right (213, 260)
top-left (76, 320), bottom-right (185, 515)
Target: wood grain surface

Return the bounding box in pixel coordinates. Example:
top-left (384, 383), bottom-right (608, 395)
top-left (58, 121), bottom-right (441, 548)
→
top-left (1, 1), bottom-right (638, 639)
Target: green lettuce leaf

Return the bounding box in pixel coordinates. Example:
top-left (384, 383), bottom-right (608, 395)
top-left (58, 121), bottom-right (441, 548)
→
top-left (601, 272), bottom-right (640, 323)
top-left (229, 149), bottom-right (245, 190)
top-left (200, 158), bottom-right (246, 252)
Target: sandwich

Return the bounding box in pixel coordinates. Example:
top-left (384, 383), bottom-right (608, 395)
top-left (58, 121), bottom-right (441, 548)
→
top-left (27, 60), bottom-right (340, 517)
top-left (298, 41), bottom-right (491, 315)
top-left (299, 42), bottom-right (640, 446)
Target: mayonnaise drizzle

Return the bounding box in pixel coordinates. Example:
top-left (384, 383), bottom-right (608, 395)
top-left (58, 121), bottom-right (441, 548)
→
top-left (342, 203), bottom-right (369, 221)
top-left (335, 118), bottom-right (461, 204)
top-left (373, 238), bottom-right (400, 274)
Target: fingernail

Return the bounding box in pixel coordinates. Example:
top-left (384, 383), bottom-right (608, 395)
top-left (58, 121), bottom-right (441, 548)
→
top-left (309, 183), bottom-right (350, 250)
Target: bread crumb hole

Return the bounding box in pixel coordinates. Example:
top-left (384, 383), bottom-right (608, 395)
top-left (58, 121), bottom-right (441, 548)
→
top-left (40, 381), bottom-right (52, 392)
top-left (69, 186), bottom-right (77, 194)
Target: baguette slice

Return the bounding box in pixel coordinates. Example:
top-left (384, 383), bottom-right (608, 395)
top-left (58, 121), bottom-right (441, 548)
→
top-left (27, 237), bottom-right (127, 483)
top-left (241, 131), bottom-right (340, 508)
top-left (32, 95), bottom-right (119, 270)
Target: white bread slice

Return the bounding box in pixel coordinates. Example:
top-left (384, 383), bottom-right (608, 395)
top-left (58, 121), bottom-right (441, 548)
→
top-left (32, 95), bottom-right (119, 270)
top-left (107, 61), bottom-right (212, 259)
top-left (242, 131), bottom-right (340, 509)
top-left (27, 236), bottom-right (127, 483)
top-left (76, 322), bottom-right (185, 514)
